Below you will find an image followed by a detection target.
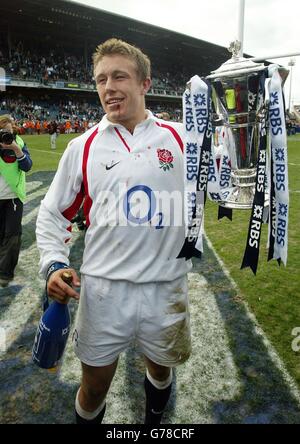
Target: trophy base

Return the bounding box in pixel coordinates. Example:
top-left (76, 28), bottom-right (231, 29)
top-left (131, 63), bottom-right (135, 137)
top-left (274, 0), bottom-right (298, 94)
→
top-left (219, 169), bottom-right (256, 209)
top-left (219, 186), bottom-right (269, 210)
top-left (219, 186), bottom-right (255, 209)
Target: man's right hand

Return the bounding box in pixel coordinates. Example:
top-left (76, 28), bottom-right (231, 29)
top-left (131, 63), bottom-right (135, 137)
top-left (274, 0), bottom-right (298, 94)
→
top-left (47, 268), bottom-right (80, 304)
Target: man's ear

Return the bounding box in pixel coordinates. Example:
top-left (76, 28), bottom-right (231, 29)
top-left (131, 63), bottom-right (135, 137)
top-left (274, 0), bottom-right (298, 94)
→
top-left (141, 78), bottom-right (152, 95)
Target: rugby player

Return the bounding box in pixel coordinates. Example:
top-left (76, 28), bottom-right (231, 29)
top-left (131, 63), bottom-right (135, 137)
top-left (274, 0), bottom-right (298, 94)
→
top-left (36, 38), bottom-right (192, 424)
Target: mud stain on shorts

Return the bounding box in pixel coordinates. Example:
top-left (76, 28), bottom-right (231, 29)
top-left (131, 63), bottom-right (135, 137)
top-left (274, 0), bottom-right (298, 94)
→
top-left (173, 286), bottom-right (184, 294)
top-left (168, 301), bottom-right (186, 314)
top-left (162, 317), bottom-right (191, 364)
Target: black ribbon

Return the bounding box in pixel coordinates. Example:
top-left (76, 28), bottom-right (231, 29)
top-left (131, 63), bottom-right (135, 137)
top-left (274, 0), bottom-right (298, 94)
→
top-left (241, 72), bottom-right (267, 274)
top-left (218, 206), bottom-right (233, 220)
top-left (241, 126), bottom-right (267, 273)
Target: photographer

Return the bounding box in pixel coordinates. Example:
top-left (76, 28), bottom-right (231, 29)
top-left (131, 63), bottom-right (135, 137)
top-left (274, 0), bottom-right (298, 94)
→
top-left (0, 115), bottom-right (32, 287)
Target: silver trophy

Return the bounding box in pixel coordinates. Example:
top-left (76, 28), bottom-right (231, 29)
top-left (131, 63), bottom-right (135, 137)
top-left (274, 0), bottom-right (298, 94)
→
top-left (207, 40), bottom-right (288, 209)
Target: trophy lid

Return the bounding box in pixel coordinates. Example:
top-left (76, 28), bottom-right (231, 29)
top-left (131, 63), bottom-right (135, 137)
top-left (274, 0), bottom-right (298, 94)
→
top-left (207, 40), bottom-right (265, 80)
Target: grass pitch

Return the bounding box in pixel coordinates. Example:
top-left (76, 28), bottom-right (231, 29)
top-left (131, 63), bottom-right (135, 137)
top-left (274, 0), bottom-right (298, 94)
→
top-left (205, 137), bottom-right (300, 387)
top-left (0, 133), bottom-right (299, 423)
top-left (22, 132), bottom-right (300, 389)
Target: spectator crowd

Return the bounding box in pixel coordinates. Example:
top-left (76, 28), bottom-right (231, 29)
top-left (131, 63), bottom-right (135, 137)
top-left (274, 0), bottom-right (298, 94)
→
top-left (0, 95), bottom-right (182, 135)
top-left (0, 39), bottom-right (188, 133)
top-left (0, 43), bottom-right (186, 96)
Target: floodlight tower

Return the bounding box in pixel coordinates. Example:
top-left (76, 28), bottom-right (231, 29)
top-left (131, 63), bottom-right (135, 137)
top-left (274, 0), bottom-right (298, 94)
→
top-left (237, 0), bottom-right (245, 58)
top-left (288, 58), bottom-right (296, 113)
top-left (235, 0), bottom-right (300, 63)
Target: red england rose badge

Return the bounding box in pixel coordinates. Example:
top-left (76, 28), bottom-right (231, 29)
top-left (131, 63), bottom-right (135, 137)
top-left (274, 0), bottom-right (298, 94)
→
top-left (157, 149), bottom-right (174, 171)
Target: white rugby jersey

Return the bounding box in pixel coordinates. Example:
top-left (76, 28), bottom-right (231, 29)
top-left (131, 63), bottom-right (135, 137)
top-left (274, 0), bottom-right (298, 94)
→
top-left (36, 111), bottom-right (192, 282)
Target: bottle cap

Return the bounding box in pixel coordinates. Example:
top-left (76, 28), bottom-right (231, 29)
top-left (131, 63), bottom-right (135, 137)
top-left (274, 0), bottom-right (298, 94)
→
top-left (61, 271), bottom-right (73, 286)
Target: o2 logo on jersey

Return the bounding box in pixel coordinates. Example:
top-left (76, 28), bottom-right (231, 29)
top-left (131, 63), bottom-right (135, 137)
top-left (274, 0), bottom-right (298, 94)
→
top-left (123, 185), bottom-right (164, 229)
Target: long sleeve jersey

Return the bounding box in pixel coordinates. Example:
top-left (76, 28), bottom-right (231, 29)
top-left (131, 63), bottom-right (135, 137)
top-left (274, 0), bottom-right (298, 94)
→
top-left (36, 111), bottom-right (192, 282)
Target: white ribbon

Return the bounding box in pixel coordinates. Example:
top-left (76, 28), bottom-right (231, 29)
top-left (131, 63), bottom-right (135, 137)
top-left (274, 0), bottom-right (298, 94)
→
top-left (181, 75), bottom-right (210, 255)
top-left (207, 127), bottom-right (232, 203)
top-left (268, 65), bottom-right (289, 265)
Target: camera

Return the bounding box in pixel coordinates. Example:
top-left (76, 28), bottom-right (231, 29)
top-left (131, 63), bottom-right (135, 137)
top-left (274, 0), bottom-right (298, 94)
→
top-left (0, 130), bottom-right (14, 145)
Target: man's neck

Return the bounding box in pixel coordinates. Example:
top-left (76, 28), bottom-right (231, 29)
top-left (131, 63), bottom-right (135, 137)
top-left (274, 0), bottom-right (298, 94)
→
top-left (109, 112), bottom-right (148, 134)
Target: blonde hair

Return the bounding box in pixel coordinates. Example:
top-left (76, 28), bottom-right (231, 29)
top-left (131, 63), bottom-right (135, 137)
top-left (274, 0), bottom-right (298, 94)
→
top-left (0, 114), bottom-right (13, 129)
top-left (0, 115), bottom-right (19, 134)
top-left (93, 38), bottom-right (151, 81)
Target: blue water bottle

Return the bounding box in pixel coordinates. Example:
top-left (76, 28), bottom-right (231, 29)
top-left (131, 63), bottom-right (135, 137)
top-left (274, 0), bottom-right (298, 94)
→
top-left (32, 271), bottom-right (72, 369)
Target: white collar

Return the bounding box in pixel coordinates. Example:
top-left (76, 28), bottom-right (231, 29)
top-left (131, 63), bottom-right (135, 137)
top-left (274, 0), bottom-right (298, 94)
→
top-left (98, 109), bottom-right (158, 133)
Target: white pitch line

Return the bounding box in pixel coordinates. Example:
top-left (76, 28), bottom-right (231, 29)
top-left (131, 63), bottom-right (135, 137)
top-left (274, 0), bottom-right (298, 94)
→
top-left (29, 148), bottom-right (63, 155)
top-left (0, 186), bottom-right (50, 350)
top-left (25, 186), bottom-right (49, 204)
top-left (0, 232), bottom-right (81, 355)
top-left (26, 181), bottom-right (43, 194)
top-left (22, 206), bottom-right (41, 226)
top-left (22, 187), bottom-right (50, 225)
top-left (0, 243), bottom-right (43, 354)
top-left (204, 232), bottom-right (300, 405)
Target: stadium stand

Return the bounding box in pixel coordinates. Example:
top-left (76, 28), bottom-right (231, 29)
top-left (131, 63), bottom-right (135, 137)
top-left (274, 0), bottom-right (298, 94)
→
top-left (0, 0), bottom-right (233, 129)
top-left (1, 44), bottom-right (186, 96)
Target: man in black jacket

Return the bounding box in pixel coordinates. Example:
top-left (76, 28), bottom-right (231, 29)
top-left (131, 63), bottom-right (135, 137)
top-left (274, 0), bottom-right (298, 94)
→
top-left (48, 120), bottom-right (58, 150)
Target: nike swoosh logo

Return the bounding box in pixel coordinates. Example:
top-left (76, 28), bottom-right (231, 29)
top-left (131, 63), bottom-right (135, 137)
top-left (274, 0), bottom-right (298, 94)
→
top-left (106, 161), bottom-right (120, 170)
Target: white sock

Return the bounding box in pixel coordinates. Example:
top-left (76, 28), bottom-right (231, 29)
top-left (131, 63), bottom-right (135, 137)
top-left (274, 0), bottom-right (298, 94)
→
top-left (75, 388), bottom-right (106, 420)
top-left (146, 368), bottom-right (173, 390)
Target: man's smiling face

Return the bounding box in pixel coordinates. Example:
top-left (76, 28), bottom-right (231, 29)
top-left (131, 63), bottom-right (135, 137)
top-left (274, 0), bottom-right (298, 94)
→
top-left (95, 54), bottom-right (151, 131)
